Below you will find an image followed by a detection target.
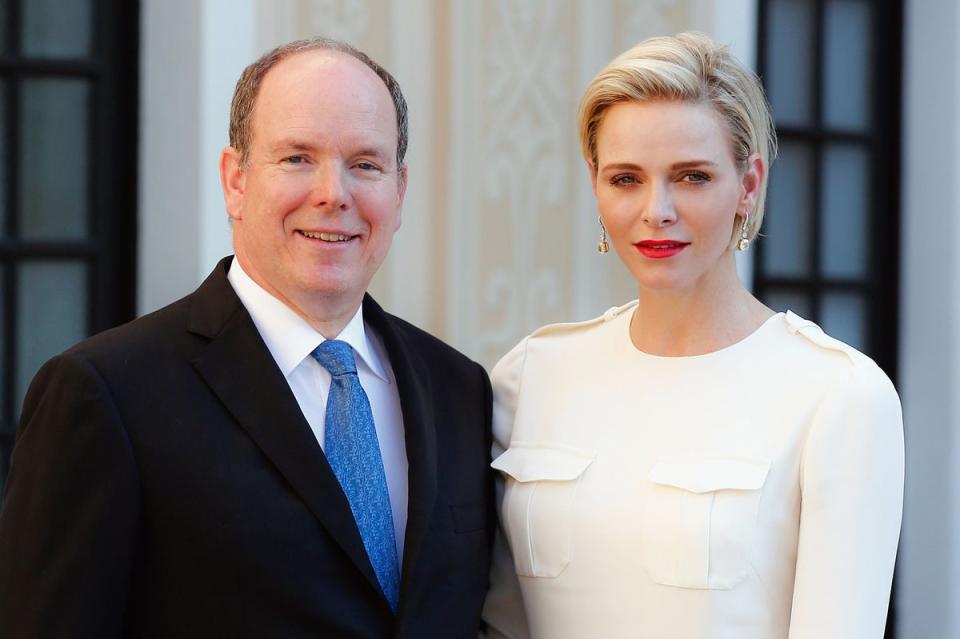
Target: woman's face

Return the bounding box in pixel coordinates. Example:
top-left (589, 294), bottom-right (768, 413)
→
top-left (591, 99), bottom-right (761, 294)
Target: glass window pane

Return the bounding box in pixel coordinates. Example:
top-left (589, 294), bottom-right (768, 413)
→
top-left (763, 141), bottom-right (814, 277)
top-left (823, 0), bottom-right (874, 130)
top-left (821, 144), bottom-right (870, 278)
top-left (820, 291), bottom-right (866, 352)
top-left (15, 261), bottom-right (88, 414)
top-left (18, 78), bottom-right (90, 240)
top-left (0, 264), bottom-right (5, 429)
top-left (22, 0), bottom-right (93, 59)
top-left (764, 288), bottom-right (812, 318)
top-left (0, 79), bottom-right (6, 236)
top-left (766, 0), bottom-right (815, 126)
top-left (0, 0), bottom-right (7, 54)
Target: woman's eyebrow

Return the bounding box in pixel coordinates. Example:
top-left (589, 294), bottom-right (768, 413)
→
top-left (670, 160), bottom-right (718, 170)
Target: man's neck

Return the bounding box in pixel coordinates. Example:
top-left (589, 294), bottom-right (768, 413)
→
top-left (232, 256), bottom-right (364, 340)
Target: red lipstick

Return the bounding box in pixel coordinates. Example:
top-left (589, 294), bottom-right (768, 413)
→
top-left (633, 240), bottom-right (689, 259)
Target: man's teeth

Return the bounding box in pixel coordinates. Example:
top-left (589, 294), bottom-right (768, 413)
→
top-left (301, 231), bottom-right (350, 241)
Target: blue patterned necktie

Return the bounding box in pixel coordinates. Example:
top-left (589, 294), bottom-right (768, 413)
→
top-left (312, 339), bottom-right (400, 612)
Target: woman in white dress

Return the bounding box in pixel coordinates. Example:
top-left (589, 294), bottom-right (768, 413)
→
top-left (481, 32), bottom-right (903, 639)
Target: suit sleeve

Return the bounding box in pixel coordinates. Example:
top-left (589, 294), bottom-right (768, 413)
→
top-left (481, 338), bottom-right (531, 639)
top-left (0, 352), bottom-right (140, 638)
top-left (788, 359), bottom-right (904, 638)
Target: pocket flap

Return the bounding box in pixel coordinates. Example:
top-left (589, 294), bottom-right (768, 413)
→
top-left (648, 458), bottom-right (770, 493)
top-left (491, 445), bottom-right (595, 482)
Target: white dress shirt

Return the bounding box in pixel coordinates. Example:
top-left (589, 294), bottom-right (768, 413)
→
top-left (227, 259), bottom-right (408, 558)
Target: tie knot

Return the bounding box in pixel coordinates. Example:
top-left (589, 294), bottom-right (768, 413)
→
top-left (311, 340), bottom-right (358, 376)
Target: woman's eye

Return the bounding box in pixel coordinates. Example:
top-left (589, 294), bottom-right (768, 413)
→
top-left (682, 171), bottom-right (710, 183)
top-left (610, 174), bottom-right (638, 186)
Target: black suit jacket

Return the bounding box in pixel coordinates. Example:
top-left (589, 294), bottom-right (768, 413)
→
top-left (0, 257), bottom-right (495, 638)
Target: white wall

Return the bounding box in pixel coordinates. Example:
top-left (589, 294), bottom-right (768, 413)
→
top-left (138, 0), bottom-right (202, 313)
top-left (898, 0), bottom-right (960, 635)
top-left (138, 0), bottom-right (254, 313)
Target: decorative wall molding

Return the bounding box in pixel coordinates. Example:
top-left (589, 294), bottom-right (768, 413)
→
top-left (617, 0), bottom-right (692, 50)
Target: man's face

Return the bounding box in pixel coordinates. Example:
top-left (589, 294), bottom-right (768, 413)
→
top-left (222, 50), bottom-right (406, 318)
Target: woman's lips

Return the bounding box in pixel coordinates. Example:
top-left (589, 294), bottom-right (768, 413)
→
top-left (633, 240), bottom-right (690, 259)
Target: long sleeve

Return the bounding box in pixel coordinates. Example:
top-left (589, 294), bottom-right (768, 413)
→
top-left (481, 338), bottom-right (531, 639)
top-left (0, 353), bottom-right (140, 638)
top-left (787, 358), bottom-right (904, 637)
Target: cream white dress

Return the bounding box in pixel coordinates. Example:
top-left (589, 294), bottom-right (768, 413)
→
top-left (481, 302), bottom-right (904, 639)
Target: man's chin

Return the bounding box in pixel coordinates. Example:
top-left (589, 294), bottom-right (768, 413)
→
top-left (295, 275), bottom-right (367, 303)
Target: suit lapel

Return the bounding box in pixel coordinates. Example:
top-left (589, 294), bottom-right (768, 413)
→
top-left (186, 259), bottom-right (383, 598)
top-left (362, 296), bottom-right (439, 604)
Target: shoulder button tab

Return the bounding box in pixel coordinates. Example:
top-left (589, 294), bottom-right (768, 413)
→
top-left (784, 311), bottom-right (857, 364)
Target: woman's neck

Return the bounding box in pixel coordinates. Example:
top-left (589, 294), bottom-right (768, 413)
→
top-left (630, 264), bottom-right (774, 357)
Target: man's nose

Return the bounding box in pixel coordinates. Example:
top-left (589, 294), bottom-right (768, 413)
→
top-left (310, 162), bottom-right (349, 211)
top-left (641, 181), bottom-right (677, 227)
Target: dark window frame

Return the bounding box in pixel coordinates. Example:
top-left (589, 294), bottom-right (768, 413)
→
top-left (0, 0), bottom-right (139, 486)
top-left (755, 0), bottom-right (901, 376)
top-left (755, 0), bottom-right (903, 636)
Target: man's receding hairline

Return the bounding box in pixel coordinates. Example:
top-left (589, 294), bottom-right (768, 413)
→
top-left (244, 48), bottom-right (402, 166)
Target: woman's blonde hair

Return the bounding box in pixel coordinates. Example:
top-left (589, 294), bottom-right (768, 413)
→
top-left (578, 32), bottom-right (777, 241)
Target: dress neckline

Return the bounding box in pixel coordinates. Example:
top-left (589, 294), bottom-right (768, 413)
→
top-left (619, 310), bottom-right (785, 363)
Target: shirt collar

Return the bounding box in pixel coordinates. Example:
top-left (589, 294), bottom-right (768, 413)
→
top-left (227, 257), bottom-right (390, 382)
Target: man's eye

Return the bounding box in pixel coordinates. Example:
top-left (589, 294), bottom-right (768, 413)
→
top-left (283, 155), bottom-right (307, 165)
top-left (354, 161), bottom-right (380, 171)
top-left (682, 171), bottom-right (710, 183)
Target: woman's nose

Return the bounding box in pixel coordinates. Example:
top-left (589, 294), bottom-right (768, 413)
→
top-left (641, 182), bottom-right (677, 227)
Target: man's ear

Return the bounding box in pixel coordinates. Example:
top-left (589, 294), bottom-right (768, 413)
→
top-left (398, 164), bottom-right (409, 203)
top-left (220, 146), bottom-right (246, 222)
top-left (394, 164), bottom-right (408, 231)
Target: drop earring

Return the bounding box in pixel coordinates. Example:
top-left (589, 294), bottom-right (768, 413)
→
top-left (737, 212), bottom-right (750, 251)
top-left (597, 216), bottom-right (609, 254)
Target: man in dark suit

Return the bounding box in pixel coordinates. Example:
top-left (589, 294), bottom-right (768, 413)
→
top-left (0, 38), bottom-right (494, 638)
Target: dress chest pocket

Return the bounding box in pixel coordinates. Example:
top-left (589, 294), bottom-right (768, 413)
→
top-left (639, 457), bottom-right (770, 590)
top-left (492, 445), bottom-right (595, 579)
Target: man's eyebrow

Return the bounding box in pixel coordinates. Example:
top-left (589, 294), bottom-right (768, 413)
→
top-left (269, 142), bottom-right (392, 161)
top-left (271, 140), bottom-right (314, 152)
top-left (353, 147), bottom-right (391, 160)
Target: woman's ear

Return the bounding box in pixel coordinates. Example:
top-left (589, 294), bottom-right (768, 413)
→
top-left (740, 152), bottom-right (765, 214)
top-left (587, 160), bottom-right (598, 196)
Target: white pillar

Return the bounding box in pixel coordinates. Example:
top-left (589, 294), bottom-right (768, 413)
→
top-left (138, 0), bottom-right (256, 314)
top-left (138, 0), bottom-right (202, 313)
top-left (198, 0), bottom-right (256, 277)
top-left (898, 0), bottom-right (960, 635)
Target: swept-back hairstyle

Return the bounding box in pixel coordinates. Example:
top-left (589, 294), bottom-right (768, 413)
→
top-left (578, 32), bottom-right (777, 241)
top-left (229, 36), bottom-right (408, 172)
